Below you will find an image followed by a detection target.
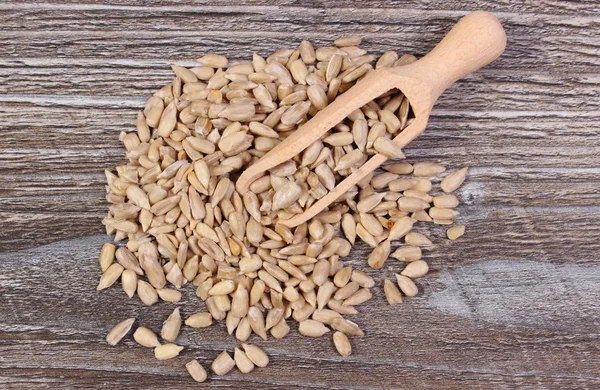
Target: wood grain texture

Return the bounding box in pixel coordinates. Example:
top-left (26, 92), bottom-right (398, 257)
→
top-left (0, 1), bottom-right (599, 388)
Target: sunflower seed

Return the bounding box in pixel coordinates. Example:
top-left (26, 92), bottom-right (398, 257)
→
top-left (133, 327), bottom-right (160, 348)
top-left (99, 243), bottom-right (116, 272)
top-left (383, 279), bottom-right (403, 304)
top-left (447, 224), bottom-right (466, 240)
top-left (333, 331), bottom-right (352, 356)
top-left (106, 318), bottom-right (135, 346)
top-left (97, 263), bottom-right (124, 291)
top-left (137, 280), bottom-right (158, 306)
top-left (441, 167), bottom-right (468, 193)
top-left (332, 317), bottom-right (364, 336)
top-left (160, 308), bottom-right (181, 342)
top-left (299, 319), bottom-right (330, 337)
top-left (154, 343), bottom-right (183, 360)
top-left (373, 137), bottom-right (405, 159)
top-left (121, 269), bottom-right (137, 298)
top-left (395, 274), bottom-right (418, 297)
top-left (401, 260), bottom-right (429, 278)
top-left (186, 359), bottom-right (208, 383)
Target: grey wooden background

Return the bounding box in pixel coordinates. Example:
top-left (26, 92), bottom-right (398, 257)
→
top-left (1, 1), bottom-right (599, 389)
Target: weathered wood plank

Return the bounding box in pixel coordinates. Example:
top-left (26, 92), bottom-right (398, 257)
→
top-left (1, 236), bottom-right (599, 389)
top-left (1, 0), bottom-right (599, 387)
top-left (2, 0), bottom-right (599, 16)
top-left (1, 62), bottom-right (598, 112)
top-left (0, 9), bottom-right (598, 71)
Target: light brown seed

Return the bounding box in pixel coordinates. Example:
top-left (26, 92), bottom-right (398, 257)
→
top-left (161, 308), bottom-right (181, 342)
top-left (234, 347), bottom-right (255, 373)
top-left (383, 162), bottom-right (413, 175)
top-left (368, 240), bottom-right (390, 269)
top-left (133, 327), bottom-right (160, 348)
top-left (433, 194), bottom-right (459, 208)
top-left (242, 344), bottom-right (269, 367)
top-left (356, 192), bottom-right (386, 213)
top-left (154, 343), bottom-right (184, 360)
top-left (209, 279), bottom-right (235, 296)
top-left (343, 288), bottom-right (372, 306)
top-left (395, 274), bottom-right (418, 297)
top-left (447, 224), bottom-right (466, 240)
top-left (351, 269), bottom-right (375, 288)
top-left (99, 243), bottom-right (116, 272)
top-left (388, 216), bottom-right (413, 241)
top-left (236, 317), bottom-right (252, 342)
top-left (137, 280), bottom-right (158, 306)
top-left (429, 207), bottom-right (459, 220)
top-left (186, 312), bottom-right (213, 328)
top-left (298, 319), bottom-right (330, 337)
top-left (412, 162), bottom-right (446, 177)
top-left (197, 53), bottom-right (228, 68)
top-left (272, 181), bottom-right (302, 210)
top-left (212, 351), bottom-right (236, 375)
top-left (106, 318), bottom-right (135, 346)
top-left (333, 281), bottom-right (360, 301)
top-left (332, 317), bottom-right (364, 337)
top-left (312, 259), bottom-right (330, 286)
top-left (405, 231), bottom-right (432, 246)
top-left (390, 246), bottom-right (422, 262)
top-left (121, 269), bottom-right (137, 298)
top-left (373, 137), bottom-right (405, 159)
top-left (323, 132), bottom-right (353, 146)
top-left (333, 331), bottom-right (352, 356)
top-left (157, 288), bottom-right (182, 302)
top-left (97, 263), bottom-right (124, 291)
top-left (299, 40), bottom-right (316, 64)
top-left (115, 247), bottom-right (143, 275)
top-left (401, 260), bottom-right (429, 278)
top-left (186, 359), bottom-right (207, 383)
top-left (383, 279), bottom-right (403, 304)
top-left (398, 197), bottom-right (429, 212)
top-left (441, 167), bottom-right (468, 193)
top-left (271, 318), bottom-right (290, 339)
top-left (247, 306), bottom-right (268, 340)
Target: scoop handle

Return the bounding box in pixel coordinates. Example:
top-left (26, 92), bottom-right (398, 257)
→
top-left (400, 11), bottom-right (506, 102)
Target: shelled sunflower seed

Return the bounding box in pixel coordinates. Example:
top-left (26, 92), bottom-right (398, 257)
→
top-left (99, 35), bottom-right (468, 369)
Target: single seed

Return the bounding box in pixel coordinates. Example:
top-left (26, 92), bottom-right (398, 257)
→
top-left (405, 231), bottom-right (432, 246)
top-left (186, 359), bottom-right (207, 383)
top-left (133, 327), bottom-right (160, 348)
top-left (121, 269), bottom-right (137, 298)
top-left (332, 317), bottom-right (364, 336)
top-left (242, 344), bottom-right (269, 367)
top-left (395, 274), bottom-right (418, 297)
top-left (99, 243), bottom-right (116, 272)
top-left (441, 167), bottom-right (468, 193)
top-left (106, 318), bottom-right (135, 346)
top-left (298, 319), bottom-right (330, 337)
top-left (390, 246), bottom-right (422, 262)
top-left (383, 279), bottom-right (403, 304)
top-left (161, 308), bottom-right (181, 342)
top-left (401, 260), bottom-right (429, 278)
top-left (154, 343), bottom-right (184, 360)
top-left (368, 240), bottom-right (390, 269)
top-left (333, 331), bottom-right (352, 356)
top-left (137, 280), bottom-right (158, 306)
top-left (212, 351), bottom-right (236, 375)
top-left (97, 263), bottom-right (124, 291)
top-left (234, 347), bottom-right (255, 373)
top-left (447, 224), bottom-right (466, 240)
top-left (412, 162), bottom-right (446, 177)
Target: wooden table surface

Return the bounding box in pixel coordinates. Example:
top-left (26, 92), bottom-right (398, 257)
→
top-left (1, 1), bottom-right (599, 389)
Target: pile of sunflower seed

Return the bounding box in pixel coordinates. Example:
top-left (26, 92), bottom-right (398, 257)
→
top-left (99, 35), bottom-right (467, 381)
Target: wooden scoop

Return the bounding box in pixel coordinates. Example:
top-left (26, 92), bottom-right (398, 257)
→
top-left (236, 10), bottom-right (506, 228)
